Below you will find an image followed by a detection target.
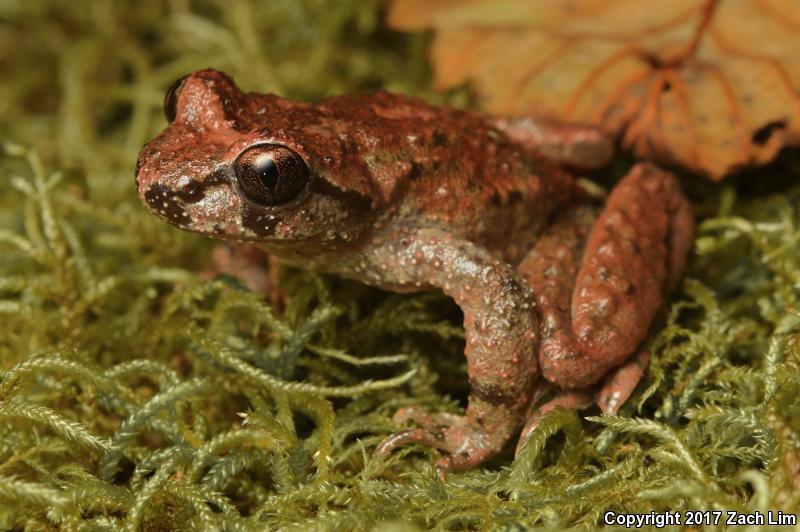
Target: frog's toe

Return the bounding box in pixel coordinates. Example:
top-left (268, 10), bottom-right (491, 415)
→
top-left (375, 412), bottom-right (499, 479)
top-left (375, 427), bottom-right (445, 457)
top-left (375, 407), bottom-right (460, 457)
top-left (596, 348), bottom-right (648, 416)
top-left (432, 447), bottom-right (488, 479)
top-left (392, 405), bottom-right (461, 429)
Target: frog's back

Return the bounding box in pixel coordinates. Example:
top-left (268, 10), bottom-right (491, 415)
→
top-left (313, 92), bottom-right (574, 261)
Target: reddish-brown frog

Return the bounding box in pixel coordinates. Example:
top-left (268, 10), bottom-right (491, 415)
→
top-left (135, 69), bottom-right (694, 476)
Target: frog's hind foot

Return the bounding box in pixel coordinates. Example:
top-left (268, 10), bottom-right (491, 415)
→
top-left (515, 349), bottom-right (650, 457)
top-left (374, 406), bottom-right (506, 479)
top-left (514, 388), bottom-right (594, 458)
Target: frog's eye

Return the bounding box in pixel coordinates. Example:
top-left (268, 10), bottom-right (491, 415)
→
top-left (234, 144), bottom-right (309, 206)
top-left (164, 75), bottom-right (188, 123)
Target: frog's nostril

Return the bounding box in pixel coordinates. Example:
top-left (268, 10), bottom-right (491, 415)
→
top-left (164, 75), bottom-right (189, 123)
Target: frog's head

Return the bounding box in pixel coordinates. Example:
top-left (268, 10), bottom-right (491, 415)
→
top-left (135, 68), bottom-right (378, 251)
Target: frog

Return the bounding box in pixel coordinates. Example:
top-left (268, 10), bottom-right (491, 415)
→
top-left (135, 69), bottom-right (694, 476)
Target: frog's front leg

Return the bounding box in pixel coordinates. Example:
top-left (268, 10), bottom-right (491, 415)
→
top-left (208, 243), bottom-right (284, 309)
top-left (372, 228), bottom-right (539, 475)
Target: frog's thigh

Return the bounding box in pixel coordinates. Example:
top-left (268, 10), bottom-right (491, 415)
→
top-left (517, 203), bottom-right (597, 336)
top-left (517, 204), bottom-right (598, 381)
top-left (520, 162), bottom-right (694, 390)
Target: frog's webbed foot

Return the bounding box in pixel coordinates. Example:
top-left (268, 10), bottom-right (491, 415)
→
top-left (375, 407), bottom-right (507, 478)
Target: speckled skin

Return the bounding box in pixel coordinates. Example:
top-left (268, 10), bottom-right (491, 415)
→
top-left (136, 69), bottom-right (694, 476)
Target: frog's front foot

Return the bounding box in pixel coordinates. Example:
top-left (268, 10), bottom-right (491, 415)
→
top-left (375, 406), bottom-right (509, 479)
top-left (208, 244), bottom-right (285, 309)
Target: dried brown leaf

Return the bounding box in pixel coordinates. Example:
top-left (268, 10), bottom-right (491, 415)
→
top-left (389, 0), bottom-right (800, 179)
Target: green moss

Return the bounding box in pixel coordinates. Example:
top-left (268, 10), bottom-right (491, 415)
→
top-left (1, 1), bottom-right (799, 529)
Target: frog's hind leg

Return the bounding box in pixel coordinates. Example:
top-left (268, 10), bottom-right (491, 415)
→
top-left (492, 117), bottom-right (613, 170)
top-left (514, 203), bottom-right (597, 456)
top-left (518, 162), bottom-right (694, 393)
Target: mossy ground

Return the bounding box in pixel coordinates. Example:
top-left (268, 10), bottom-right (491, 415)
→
top-left (1, 1), bottom-right (799, 530)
